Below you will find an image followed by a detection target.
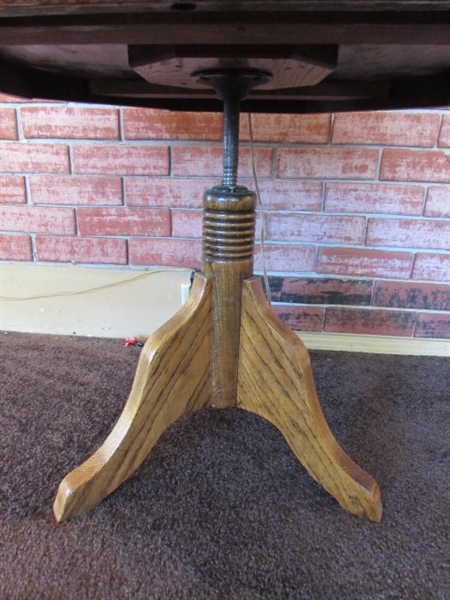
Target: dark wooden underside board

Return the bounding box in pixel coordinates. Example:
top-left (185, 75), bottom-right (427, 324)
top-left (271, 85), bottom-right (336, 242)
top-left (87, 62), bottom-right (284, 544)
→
top-left (0, 4), bottom-right (449, 111)
top-left (1, 58), bottom-right (448, 113)
top-left (88, 79), bottom-right (391, 101)
top-left (1, 11), bottom-right (450, 45)
top-left (1, 1), bottom-right (450, 18)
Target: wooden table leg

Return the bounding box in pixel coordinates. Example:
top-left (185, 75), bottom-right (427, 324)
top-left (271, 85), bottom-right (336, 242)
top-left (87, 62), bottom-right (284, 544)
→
top-left (238, 277), bottom-right (382, 522)
top-left (54, 215), bottom-right (381, 523)
top-left (53, 275), bottom-right (213, 522)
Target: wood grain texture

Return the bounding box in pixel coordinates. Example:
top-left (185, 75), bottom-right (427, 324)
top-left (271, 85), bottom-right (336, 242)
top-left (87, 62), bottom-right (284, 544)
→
top-left (3, 19), bottom-right (449, 47)
top-left (131, 47), bottom-right (337, 91)
top-left (53, 273), bottom-right (212, 522)
top-left (237, 276), bottom-right (382, 522)
top-left (2, 1), bottom-right (448, 13)
top-left (202, 188), bottom-right (256, 409)
top-left (204, 259), bottom-right (253, 408)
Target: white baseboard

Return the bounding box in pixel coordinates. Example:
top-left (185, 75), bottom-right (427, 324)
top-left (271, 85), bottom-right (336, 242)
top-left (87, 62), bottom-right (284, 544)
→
top-left (1, 263), bottom-right (448, 356)
top-left (0, 262), bottom-right (192, 339)
top-left (297, 332), bottom-right (449, 356)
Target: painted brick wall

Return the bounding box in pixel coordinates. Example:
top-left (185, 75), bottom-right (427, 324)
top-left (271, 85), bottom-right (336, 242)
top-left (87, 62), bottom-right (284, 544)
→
top-left (1, 94), bottom-right (449, 340)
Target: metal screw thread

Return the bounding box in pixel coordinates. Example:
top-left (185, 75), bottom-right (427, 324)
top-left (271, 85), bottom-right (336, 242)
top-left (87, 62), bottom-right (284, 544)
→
top-left (222, 94), bottom-right (240, 189)
top-left (193, 69), bottom-right (272, 190)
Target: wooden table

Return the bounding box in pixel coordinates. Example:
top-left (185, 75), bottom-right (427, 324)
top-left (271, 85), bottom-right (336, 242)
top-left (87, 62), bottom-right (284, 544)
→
top-left (1, 1), bottom-right (449, 524)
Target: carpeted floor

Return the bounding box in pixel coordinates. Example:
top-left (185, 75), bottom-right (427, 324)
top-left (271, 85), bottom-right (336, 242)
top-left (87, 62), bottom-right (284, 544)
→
top-left (0, 331), bottom-right (449, 600)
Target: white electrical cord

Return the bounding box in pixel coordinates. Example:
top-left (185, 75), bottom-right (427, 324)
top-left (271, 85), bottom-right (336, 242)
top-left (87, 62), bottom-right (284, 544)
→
top-left (248, 112), bottom-right (271, 305)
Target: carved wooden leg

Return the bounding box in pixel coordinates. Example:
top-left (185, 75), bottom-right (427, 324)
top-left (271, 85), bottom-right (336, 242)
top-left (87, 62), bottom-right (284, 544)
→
top-left (53, 274), bottom-right (212, 522)
top-left (237, 277), bottom-right (382, 522)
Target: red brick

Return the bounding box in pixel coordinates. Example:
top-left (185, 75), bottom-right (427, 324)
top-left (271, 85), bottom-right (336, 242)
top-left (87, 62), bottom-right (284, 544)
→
top-left (1, 205), bottom-right (75, 234)
top-left (0, 95), bottom-right (58, 104)
top-left (125, 177), bottom-right (322, 212)
top-left (272, 305), bottom-right (325, 332)
top-left (324, 307), bottom-right (416, 336)
top-left (324, 182), bottom-right (424, 215)
top-left (0, 142), bottom-right (69, 173)
top-left (0, 234), bottom-right (32, 260)
top-left (35, 235), bottom-right (127, 264)
top-left (129, 238), bottom-right (202, 269)
top-left (171, 209), bottom-right (202, 238)
top-left (0, 176), bottom-right (26, 203)
top-left (256, 180), bottom-right (323, 211)
top-left (438, 114), bottom-right (450, 148)
top-left (29, 175), bottom-right (123, 206)
top-left (423, 187), bottom-right (450, 218)
top-left (125, 177), bottom-right (216, 208)
top-left (254, 244), bottom-right (316, 273)
top-left (269, 213), bottom-right (366, 245)
top-left (277, 147), bottom-right (379, 180)
top-left (332, 111), bottom-right (440, 147)
top-left (241, 113), bottom-right (331, 144)
top-left (317, 247), bottom-right (413, 279)
top-left (0, 108), bottom-right (18, 140)
top-left (77, 207), bottom-right (170, 237)
top-left (123, 108), bottom-right (221, 141)
top-left (21, 106), bottom-right (119, 140)
top-left (72, 145), bottom-right (169, 175)
top-left (380, 149), bottom-right (450, 183)
top-left (415, 313), bottom-right (450, 339)
top-left (367, 218), bottom-right (450, 251)
top-left (270, 276), bottom-right (373, 306)
top-left (171, 146), bottom-right (273, 178)
top-left (373, 281), bottom-right (450, 310)
top-left (413, 253), bottom-right (450, 282)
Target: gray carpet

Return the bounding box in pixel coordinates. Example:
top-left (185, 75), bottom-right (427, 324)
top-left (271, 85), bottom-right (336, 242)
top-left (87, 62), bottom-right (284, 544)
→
top-left (0, 332), bottom-right (449, 599)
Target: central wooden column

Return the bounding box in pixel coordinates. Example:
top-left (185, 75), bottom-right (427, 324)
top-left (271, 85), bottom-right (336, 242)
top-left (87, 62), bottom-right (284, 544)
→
top-left (197, 69), bottom-right (270, 409)
top-left (203, 186), bottom-right (256, 408)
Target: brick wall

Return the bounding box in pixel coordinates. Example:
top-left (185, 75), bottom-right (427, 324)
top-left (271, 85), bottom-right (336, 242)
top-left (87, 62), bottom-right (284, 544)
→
top-left (1, 94), bottom-right (449, 340)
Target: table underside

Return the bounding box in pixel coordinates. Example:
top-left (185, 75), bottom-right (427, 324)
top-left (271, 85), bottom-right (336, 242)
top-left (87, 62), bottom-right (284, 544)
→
top-left (0, 0), bottom-right (449, 112)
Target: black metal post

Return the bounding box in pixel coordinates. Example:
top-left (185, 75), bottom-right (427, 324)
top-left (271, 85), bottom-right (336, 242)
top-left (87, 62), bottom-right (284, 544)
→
top-left (193, 69), bottom-right (271, 190)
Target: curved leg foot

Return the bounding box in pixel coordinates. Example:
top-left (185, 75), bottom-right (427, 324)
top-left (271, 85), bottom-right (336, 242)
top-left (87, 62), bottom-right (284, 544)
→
top-left (237, 277), bottom-right (382, 522)
top-left (53, 274), bottom-right (213, 522)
